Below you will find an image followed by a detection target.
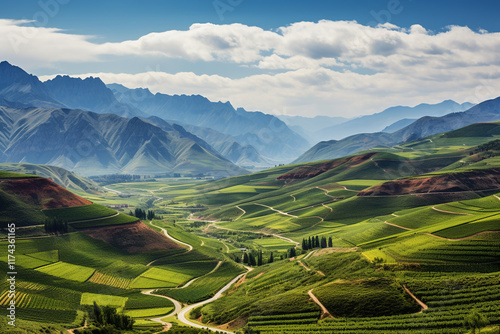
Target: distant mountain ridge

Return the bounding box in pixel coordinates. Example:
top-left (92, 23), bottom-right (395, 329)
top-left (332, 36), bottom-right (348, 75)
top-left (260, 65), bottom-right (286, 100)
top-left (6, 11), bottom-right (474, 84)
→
top-left (0, 61), bottom-right (304, 169)
top-left (145, 116), bottom-right (271, 167)
top-left (109, 83), bottom-right (309, 161)
top-left (44, 75), bottom-right (147, 118)
top-left (315, 100), bottom-right (474, 142)
top-left (0, 61), bottom-right (63, 108)
top-left (0, 106), bottom-right (246, 177)
top-left (294, 96), bottom-right (500, 163)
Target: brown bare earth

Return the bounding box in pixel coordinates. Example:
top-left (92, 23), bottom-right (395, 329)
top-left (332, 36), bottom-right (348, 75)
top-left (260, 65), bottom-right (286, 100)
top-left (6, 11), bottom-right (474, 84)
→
top-left (358, 168), bottom-right (500, 196)
top-left (277, 152), bottom-right (376, 180)
top-left (217, 317), bottom-right (248, 331)
top-left (0, 177), bottom-right (91, 209)
top-left (81, 221), bottom-right (182, 253)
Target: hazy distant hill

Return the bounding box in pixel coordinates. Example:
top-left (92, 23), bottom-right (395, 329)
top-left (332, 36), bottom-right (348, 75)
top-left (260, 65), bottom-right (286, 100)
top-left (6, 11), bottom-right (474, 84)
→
top-left (109, 84), bottom-right (309, 162)
top-left (277, 114), bottom-right (350, 144)
top-left (316, 100), bottom-right (474, 141)
top-left (44, 75), bottom-right (146, 118)
top-left (0, 162), bottom-right (99, 193)
top-left (382, 118), bottom-right (417, 133)
top-left (0, 106), bottom-right (246, 177)
top-left (294, 96), bottom-right (500, 163)
top-left (146, 116), bottom-right (270, 167)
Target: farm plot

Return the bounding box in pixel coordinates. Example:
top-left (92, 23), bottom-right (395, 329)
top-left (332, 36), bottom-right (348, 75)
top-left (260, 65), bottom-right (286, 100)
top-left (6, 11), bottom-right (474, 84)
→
top-left (254, 238), bottom-right (297, 251)
top-left (36, 261), bottom-right (95, 282)
top-left (130, 267), bottom-right (193, 289)
top-left (87, 271), bottom-right (133, 289)
top-left (80, 292), bottom-right (128, 309)
top-left (43, 203), bottom-right (116, 222)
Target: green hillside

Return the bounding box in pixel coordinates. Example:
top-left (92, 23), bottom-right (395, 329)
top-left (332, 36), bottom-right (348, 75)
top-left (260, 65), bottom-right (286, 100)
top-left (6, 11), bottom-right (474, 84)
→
top-left (0, 163), bottom-right (100, 193)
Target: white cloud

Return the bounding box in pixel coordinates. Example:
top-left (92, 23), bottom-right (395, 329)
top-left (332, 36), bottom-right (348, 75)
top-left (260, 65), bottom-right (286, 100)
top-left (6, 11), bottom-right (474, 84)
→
top-left (5, 19), bottom-right (500, 117)
top-left (98, 23), bottom-right (281, 63)
top-left (0, 19), bottom-right (98, 68)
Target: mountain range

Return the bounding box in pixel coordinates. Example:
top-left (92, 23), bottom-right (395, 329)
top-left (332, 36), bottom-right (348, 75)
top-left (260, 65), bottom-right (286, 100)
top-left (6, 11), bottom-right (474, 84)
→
top-left (0, 61), bottom-right (308, 173)
top-left (109, 83), bottom-right (308, 161)
top-left (2, 60), bottom-right (499, 173)
top-left (294, 96), bottom-right (500, 163)
top-left (0, 106), bottom-right (245, 177)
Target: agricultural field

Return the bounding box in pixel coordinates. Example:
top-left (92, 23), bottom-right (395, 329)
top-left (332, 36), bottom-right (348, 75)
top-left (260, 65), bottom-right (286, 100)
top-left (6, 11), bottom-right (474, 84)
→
top-left (70, 212), bottom-right (139, 228)
top-left (253, 237), bottom-right (297, 250)
top-left (80, 293), bottom-right (128, 309)
top-left (43, 203), bottom-right (117, 222)
top-left (130, 267), bottom-right (193, 289)
top-left (36, 261), bottom-right (95, 282)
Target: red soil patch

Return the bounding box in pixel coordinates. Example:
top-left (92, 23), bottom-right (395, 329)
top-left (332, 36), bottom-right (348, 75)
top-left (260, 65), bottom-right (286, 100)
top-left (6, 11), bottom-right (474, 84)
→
top-left (81, 221), bottom-right (182, 253)
top-left (358, 168), bottom-right (500, 196)
top-left (217, 317), bottom-right (248, 331)
top-left (0, 177), bottom-right (91, 209)
top-left (277, 153), bottom-right (376, 180)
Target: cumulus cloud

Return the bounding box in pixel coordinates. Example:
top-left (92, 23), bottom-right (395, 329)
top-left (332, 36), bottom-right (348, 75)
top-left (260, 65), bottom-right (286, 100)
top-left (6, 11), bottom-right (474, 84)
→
top-left (5, 19), bottom-right (500, 116)
top-left (0, 19), bottom-right (98, 68)
top-left (98, 23), bottom-right (281, 63)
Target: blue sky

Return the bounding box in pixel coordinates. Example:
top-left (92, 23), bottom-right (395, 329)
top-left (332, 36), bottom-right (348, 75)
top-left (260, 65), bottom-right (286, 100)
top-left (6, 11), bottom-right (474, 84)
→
top-left (1, 0), bottom-right (500, 117)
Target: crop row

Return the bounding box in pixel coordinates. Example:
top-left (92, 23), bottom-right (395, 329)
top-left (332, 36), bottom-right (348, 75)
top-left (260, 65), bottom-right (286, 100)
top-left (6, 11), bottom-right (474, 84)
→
top-left (250, 303), bottom-right (500, 333)
top-left (0, 288), bottom-right (79, 310)
top-left (418, 286), bottom-right (500, 301)
top-left (248, 311), bottom-right (320, 321)
top-left (16, 308), bottom-right (77, 324)
top-left (88, 271), bottom-right (132, 289)
top-left (248, 318), bottom-right (318, 326)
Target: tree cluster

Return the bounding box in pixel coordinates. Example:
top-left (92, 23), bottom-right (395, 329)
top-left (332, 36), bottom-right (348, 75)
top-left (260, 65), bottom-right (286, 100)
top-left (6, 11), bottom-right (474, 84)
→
top-left (85, 302), bottom-right (134, 331)
top-left (301, 236), bottom-right (333, 250)
top-left (131, 208), bottom-right (156, 220)
top-left (44, 217), bottom-right (68, 234)
top-left (243, 250), bottom-right (274, 267)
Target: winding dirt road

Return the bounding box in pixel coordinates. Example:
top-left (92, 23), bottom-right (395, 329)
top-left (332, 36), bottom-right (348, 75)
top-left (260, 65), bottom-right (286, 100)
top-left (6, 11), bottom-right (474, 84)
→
top-left (142, 289), bottom-right (182, 330)
top-left (145, 221), bottom-right (249, 333)
top-left (402, 285), bottom-right (428, 313)
top-left (149, 221), bottom-right (193, 251)
top-left (253, 203), bottom-right (299, 218)
top-left (308, 289), bottom-right (333, 319)
top-left (177, 272), bottom-right (247, 333)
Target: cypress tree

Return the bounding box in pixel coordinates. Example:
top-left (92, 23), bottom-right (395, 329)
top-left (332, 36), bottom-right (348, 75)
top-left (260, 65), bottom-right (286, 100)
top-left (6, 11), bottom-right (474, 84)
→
top-left (248, 253), bottom-right (256, 266)
top-left (302, 238), bottom-right (308, 250)
top-left (315, 236), bottom-right (320, 248)
top-left (308, 236), bottom-right (312, 249)
top-left (243, 252), bottom-right (249, 264)
top-left (328, 236), bottom-right (333, 247)
top-left (269, 252), bottom-right (274, 263)
top-left (257, 250), bottom-right (263, 266)
top-left (321, 236), bottom-right (327, 248)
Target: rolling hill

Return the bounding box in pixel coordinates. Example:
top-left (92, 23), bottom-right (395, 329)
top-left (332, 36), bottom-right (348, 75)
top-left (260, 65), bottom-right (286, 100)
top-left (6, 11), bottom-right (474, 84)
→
top-left (0, 162), bottom-right (100, 193)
